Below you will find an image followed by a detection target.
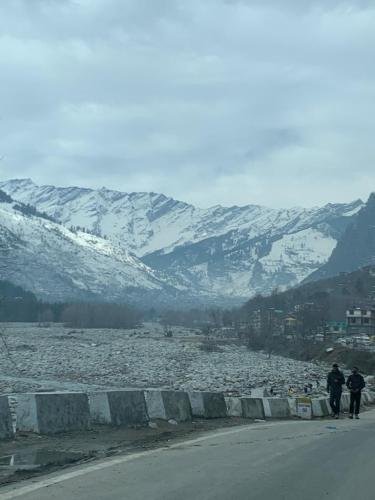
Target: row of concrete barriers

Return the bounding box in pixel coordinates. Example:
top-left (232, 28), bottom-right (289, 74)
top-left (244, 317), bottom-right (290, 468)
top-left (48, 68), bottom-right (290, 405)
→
top-left (0, 390), bottom-right (227, 439)
top-left (0, 389), bottom-right (374, 439)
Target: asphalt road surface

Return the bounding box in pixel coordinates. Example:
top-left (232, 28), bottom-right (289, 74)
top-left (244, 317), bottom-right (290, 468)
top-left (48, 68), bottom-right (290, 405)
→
top-left (2, 410), bottom-right (375, 500)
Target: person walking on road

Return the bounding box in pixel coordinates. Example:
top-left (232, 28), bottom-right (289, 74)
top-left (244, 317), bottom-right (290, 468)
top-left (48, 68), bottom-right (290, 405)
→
top-left (327, 363), bottom-right (345, 419)
top-left (346, 366), bottom-right (365, 419)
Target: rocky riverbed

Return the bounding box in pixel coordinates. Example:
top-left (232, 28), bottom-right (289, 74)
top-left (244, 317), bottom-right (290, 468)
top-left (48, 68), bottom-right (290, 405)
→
top-left (0, 322), bottom-right (331, 397)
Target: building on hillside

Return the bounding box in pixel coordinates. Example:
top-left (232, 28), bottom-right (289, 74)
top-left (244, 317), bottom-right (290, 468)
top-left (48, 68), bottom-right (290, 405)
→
top-left (294, 302), bottom-right (315, 313)
top-left (326, 321), bottom-right (347, 336)
top-left (249, 309), bottom-right (262, 335)
top-left (270, 309), bottom-right (285, 336)
top-left (284, 314), bottom-right (298, 336)
top-left (248, 308), bottom-right (284, 336)
top-left (346, 307), bottom-right (375, 336)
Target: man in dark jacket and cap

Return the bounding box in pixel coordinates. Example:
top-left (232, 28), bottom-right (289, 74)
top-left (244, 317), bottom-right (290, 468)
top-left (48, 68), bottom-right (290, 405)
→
top-left (327, 363), bottom-right (345, 418)
top-left (346, 367), bottom-right (365, 419)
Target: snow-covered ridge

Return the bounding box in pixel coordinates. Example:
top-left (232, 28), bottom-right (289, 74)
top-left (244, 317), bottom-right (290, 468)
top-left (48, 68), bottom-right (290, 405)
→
top-left (0, 179), bottom-right (365, 301)
top-left (0, 191), bottom-right (178, 303)
top-left (0, 178), bottom-right (364, 256)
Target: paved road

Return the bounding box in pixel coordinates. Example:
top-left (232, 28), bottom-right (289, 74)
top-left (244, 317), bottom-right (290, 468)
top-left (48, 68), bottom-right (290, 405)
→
top-left (2, 411), bottom-right (375, 500)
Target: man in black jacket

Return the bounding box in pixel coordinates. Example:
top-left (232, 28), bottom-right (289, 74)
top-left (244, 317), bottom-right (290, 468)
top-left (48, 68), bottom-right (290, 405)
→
top-left (346, 367), bottom-right (366, 419)
top-left (327, 363), bottom-right (345, 418)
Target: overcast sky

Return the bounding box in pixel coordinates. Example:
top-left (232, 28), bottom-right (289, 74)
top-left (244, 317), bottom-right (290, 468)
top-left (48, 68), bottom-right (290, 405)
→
top-left (0, 0), bottom-right (374, 208)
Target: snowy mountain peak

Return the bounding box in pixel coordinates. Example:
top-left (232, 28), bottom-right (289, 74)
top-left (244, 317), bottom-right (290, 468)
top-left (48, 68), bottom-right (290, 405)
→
top-left (0, 178), bottom-right (367, 302)
top-left (3, 177), bottom-right (35, 191)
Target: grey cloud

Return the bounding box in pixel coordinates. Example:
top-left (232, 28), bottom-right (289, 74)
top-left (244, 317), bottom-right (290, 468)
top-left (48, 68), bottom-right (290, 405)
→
top-left (0, 0), bottom-right (375, 208)
top-left (243, 129), bottom-right (301, 161)
top-left (225, 0), bottom-right (374, 11)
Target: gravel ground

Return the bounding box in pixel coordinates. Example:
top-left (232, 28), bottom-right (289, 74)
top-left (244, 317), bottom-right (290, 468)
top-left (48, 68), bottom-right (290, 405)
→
top-left (0, 322), bottom-right (331, 397)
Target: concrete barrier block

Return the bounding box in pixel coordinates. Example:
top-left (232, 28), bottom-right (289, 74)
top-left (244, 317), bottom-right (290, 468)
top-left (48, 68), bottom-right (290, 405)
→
top-left (189, 392), bottom-right (227, 419)
top-left (160, 390), bottom-right (191, 422)
top-left (145, 390), bottom-right (191, 422)
top-left (312, 398), bottom-right (330, 417)
top-left (225, 397), bottom-right (242, 417)
top-left (341, 393), bottom-right (350, 412)
top-left (240, 397), bottom-right (265, 419)
top-left (0, 396), bottom-right (14, 440)
top-left (361, 392), bottom-right (370, 405)
top-left (89, 392), bottom-right (111, 424)
top-left (287, 398), bottom-right (298, 417)
top-left (145, 390), bottom-right (165, 419)
top-left (262, 398), bottom-right (291, 419)
top-left (325, 397), bottom-right (331, 412)
top-left (16, 392), bottom-right (90, 434)
top-left (365, 391), bottom-right (374, 404)
top-left (106, 390), bottom-right (149, 426)
top-left (89, 390), bottom-right (149, 426)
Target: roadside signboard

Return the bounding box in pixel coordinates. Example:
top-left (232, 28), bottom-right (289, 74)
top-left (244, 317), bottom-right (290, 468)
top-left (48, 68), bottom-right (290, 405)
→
top-left (296, 397), bottom-right (312, 419)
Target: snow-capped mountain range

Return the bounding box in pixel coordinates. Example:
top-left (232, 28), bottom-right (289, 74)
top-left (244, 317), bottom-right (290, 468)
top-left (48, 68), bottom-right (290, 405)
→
top-left (0, 178), bottom-right (365, 304)
top-left (0, 189), bottom-right (181, 304)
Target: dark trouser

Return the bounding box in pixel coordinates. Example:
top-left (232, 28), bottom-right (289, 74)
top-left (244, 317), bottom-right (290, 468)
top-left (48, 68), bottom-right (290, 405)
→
top-left (349, 391), bottom-right (361, 415)
top-left (329, 391), bottom-right (342, 415)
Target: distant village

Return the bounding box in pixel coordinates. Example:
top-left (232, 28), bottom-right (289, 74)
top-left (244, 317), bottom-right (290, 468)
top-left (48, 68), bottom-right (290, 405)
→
top-left (207, 266), bottom-right (375, 354)
top-left (238, 305), bottom-right (375, 351)
top-left (206, 294), bottom-right (375, 353)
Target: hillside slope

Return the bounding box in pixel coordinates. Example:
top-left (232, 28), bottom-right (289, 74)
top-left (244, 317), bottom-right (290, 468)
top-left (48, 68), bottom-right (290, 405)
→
top-left (307, 193), bottom-right (375, 282)
top-left (0, 190), bottom-right (178, 304)
top-left (243, 265), bottom-right (375, 321)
